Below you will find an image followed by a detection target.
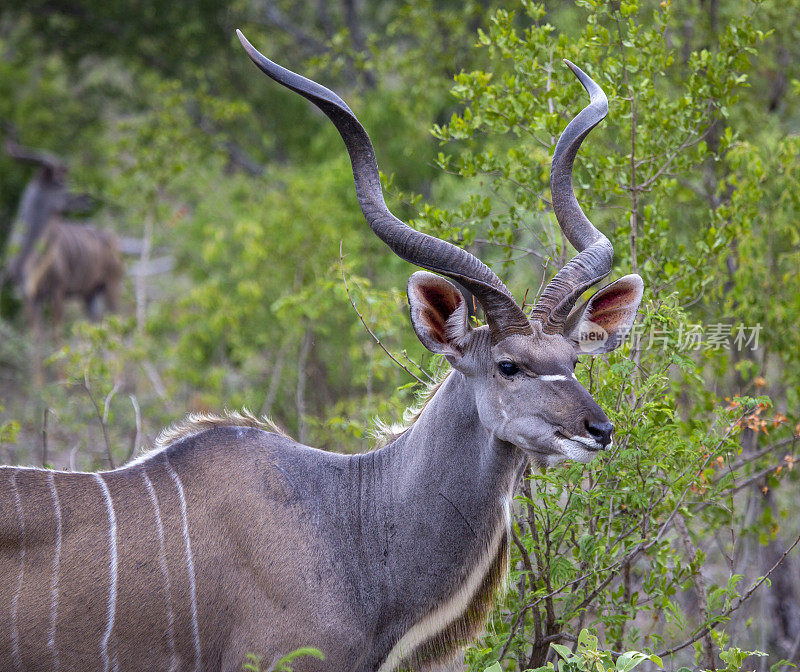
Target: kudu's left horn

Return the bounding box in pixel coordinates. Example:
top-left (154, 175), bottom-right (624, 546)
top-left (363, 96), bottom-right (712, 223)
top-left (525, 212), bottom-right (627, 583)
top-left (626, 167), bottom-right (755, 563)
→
top-left (529, 60), bottom-right (614, 334)
top-left (237, 30), bottom-right (532, 343)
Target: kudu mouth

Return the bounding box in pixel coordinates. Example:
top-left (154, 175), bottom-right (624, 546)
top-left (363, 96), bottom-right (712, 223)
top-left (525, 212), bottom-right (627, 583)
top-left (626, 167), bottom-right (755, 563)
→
top-left (555, 430), bottom-right (610, 452)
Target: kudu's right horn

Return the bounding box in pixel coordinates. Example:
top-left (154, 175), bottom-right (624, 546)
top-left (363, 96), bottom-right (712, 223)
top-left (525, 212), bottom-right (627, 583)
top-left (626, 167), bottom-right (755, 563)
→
top-left (237, 30), bottom-right (532, 344)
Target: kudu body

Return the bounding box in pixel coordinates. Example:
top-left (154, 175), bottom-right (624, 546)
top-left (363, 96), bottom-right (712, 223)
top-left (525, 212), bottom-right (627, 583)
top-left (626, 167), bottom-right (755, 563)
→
top-left (0, 35), bottom-right (644, 672)
top-left (4, 141), bottom-right (122, 328)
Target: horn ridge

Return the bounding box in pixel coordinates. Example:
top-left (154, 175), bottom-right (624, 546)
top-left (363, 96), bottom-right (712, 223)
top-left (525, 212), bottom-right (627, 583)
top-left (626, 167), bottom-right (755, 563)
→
top-left (530, 60), bottom-right (614, 334)
top-left (550, 59), bottom-right (610, 252)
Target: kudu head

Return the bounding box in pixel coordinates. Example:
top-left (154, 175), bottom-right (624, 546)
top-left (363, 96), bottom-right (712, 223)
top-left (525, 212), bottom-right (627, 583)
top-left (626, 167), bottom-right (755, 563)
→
top-left (238, 34), bottom-right (643, 467)
top-left (5, 139), bottom-right (91, 282)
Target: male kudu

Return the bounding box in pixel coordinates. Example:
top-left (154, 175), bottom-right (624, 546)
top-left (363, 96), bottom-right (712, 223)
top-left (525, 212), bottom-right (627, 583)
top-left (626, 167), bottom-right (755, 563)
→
top-left (0, 35), bottom-right (644, 672)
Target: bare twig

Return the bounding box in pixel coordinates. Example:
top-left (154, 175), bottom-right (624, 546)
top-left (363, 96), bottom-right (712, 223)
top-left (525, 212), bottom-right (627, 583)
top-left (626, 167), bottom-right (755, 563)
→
top-left (142, 360), bottom-right (167, 400)
top-left (68, 444), bottom-right (80, 472)
top-left (296, 322), bottom-right (313, 445)
top-left (694, 459), bottom-right (798, 512)
top-left (339, 242), bottom-right (427, 385)
top-left (261, 336), bottom-right (293, 416)
top-left (657, 531), bottom-right (800, 659)
top-left (636, 110), bottom-right (717, 192)
top-left (614, 12), bottom-right (638, 276)
top-left (676, 513), bottom-right (717, 670)
top-left (399, 350), bottom-right (435, 384)
top-left (261, 0), bottom-right (328, 56)
top-left (499, 523), bottom-right (537, 660)
top-left (725, 435), bottom-right (798, 474)
top-left (127, 394), bottom-right (142, 463)
top-left (103, 381), bottom-right (121, 426)
top-left (82, 371), bottom-right (114, 469)
top-left (533, 257), bottom-right (550, 306)
top-left (41, 407), bottom-right (50, 467)
top-left (135, 210), bottom-right (153, 334)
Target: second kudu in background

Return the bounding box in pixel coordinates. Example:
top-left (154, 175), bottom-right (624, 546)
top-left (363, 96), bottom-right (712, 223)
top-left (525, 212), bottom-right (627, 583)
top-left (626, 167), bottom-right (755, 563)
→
top-left (4, 139), bottom-right (122, 333)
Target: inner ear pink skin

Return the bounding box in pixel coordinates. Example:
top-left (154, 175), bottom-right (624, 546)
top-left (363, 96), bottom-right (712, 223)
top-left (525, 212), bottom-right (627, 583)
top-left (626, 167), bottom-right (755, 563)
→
top-left (562, 275), bottom-right (643, 354)
top-left (415, 286), bottom-right (459, 345)
top-left (407, 272), bottom-right (470, 357)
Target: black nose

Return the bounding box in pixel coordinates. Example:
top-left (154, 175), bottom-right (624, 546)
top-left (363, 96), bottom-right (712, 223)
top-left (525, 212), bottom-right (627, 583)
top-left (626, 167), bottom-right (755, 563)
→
top-left (585, 419), bottom-right (613, 448)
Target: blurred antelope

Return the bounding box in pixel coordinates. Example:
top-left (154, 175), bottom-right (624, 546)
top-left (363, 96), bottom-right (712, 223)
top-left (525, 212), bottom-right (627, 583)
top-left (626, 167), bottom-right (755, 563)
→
top-left (0, 34), bottom-right (643, 672)
top-left (4, 140), bottom-right (122, 331)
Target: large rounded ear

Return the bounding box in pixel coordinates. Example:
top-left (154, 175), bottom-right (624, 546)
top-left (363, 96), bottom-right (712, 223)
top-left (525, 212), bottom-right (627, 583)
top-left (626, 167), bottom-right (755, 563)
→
top-left (563, 274), bottom-right (644, 355)
top-left (407, 271), bottom-right (470, 361)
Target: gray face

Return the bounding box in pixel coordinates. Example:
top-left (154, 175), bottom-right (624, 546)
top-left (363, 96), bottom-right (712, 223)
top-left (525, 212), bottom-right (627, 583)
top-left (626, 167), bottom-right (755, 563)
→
top-left (407, 270), bottom-right (643, 469)
top-left (462, 328), bottom-right (612, 468)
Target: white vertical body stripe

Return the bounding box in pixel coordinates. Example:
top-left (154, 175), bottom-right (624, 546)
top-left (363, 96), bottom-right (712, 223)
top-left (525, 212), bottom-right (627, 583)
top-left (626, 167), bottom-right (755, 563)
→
top-left (377, 510), bottom-right (509, 672)
top-left (94, 473), bottom-right (118, 672)
top-left (48, 472), bottom-right (63, 671)
top-left (10, 470), bottom-right (24, 672)
top-left (142, 468), bottom-right (179, 672)
top-left (165, 457), bottom-right (201, 671)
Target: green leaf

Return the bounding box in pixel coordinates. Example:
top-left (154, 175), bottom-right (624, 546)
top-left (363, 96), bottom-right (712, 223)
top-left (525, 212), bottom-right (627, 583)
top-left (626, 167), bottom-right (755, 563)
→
top-left (551, 644), bottom-right (573, 660)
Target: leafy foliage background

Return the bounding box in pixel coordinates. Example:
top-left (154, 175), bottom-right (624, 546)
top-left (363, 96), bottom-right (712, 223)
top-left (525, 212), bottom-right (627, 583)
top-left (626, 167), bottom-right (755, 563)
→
top-left (1, 0), bottom-right (799, 670)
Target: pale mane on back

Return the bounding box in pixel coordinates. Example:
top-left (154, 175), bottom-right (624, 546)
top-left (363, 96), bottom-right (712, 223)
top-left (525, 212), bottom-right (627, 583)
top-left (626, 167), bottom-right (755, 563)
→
top-left (155, 409), bottom-right (289, 450)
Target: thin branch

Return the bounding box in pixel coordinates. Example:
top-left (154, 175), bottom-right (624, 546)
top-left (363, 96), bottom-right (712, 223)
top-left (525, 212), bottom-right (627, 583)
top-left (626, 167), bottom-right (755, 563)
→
top-left (296, 322), bottom-right (313, 445)
top-left (636, 108), bottom-right (717, 192)
top-left (260, 1), bottom-right (328, 56)
top-left (41, 407), bottom-right (50, 467)
top-left (135, 210), bottom-right (153, 335)
top-left (657, 531), bottom-right (800, 659)
top-left (339, 242), bottom-right (427, 385)
top-left (500, 523), bottom-right (537, 660)
top-left (82, 371), bottom-right (114, 469)
top-left (676, 512), bottom-right (717, 670)
top-left (514, 417), bottom-right (744, 619)
top-left (399, 350), bottom-right (434, 383)
top-left (726, 435), bottom-right (798, 474)
top-left (261, 335), bottom-right (293, 417)
top-left (103, 381), bottom-right (121, 426)
top-left (127, 394), bottom-right (141, 463)
top-left (695, 459), bottom-right (797, 511)
top-left (142, 360), bottom-right (168, 400)
top-left (68, 444), bottom-right (79, 472)
top-left (473, 238), bottom-right (547, 261)
top-left (533, 257), bottom-right (550, 306)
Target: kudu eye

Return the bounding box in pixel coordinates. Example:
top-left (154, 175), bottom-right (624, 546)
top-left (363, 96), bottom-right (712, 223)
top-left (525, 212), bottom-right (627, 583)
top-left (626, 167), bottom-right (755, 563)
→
top-left (498, 361), bottom-right (520, 377)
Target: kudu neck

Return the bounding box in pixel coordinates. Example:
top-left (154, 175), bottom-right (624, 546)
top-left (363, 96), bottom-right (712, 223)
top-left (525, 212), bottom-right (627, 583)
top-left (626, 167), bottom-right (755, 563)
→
top-left (383, 370), bottom-right (523, 475)
top-left (354, 371), bottom-right (525, 664)
top-left (373, 370), bottom-right (524, 555)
